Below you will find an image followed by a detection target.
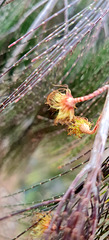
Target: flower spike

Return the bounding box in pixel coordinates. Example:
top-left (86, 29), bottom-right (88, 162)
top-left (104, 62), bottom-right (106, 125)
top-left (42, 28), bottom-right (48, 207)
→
top-left (46, 87), bottom-right (76, 125)
top-left (30, 213), bottom-right (52, 238)
top-left (68, 116), bottom-right (92, 137)
top-left (67, 115), bottom-right (101, 137)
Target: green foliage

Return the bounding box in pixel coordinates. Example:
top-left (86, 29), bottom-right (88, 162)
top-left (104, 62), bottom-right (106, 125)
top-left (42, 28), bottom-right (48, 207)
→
top-left (0, 0), bottom-right (109, 239)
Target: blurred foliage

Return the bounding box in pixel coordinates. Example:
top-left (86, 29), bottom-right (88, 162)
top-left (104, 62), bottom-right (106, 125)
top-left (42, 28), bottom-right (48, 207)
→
top-left (0, 0), bottom-right (109, 239)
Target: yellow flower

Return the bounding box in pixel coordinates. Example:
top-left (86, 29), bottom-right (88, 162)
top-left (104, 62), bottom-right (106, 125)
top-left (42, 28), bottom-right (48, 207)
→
top-left (68, 116), bottom-right (92, 137)
top-left (46, 86), bottom-right (101, 137)
top-left (46, 87), bottom-right (75, 125)
top-left (30, 213), bottom-right (51, 239)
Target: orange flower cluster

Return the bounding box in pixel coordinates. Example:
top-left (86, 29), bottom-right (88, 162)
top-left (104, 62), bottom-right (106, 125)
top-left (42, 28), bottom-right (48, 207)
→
top-left (68, 116), bottom-right (92, 137)
top-left (46, 87), bottom-right (75, 125)
top-left (46, 86), bottom-right (100, 137)
top-left (30, 212), bottom-right (52, 238)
